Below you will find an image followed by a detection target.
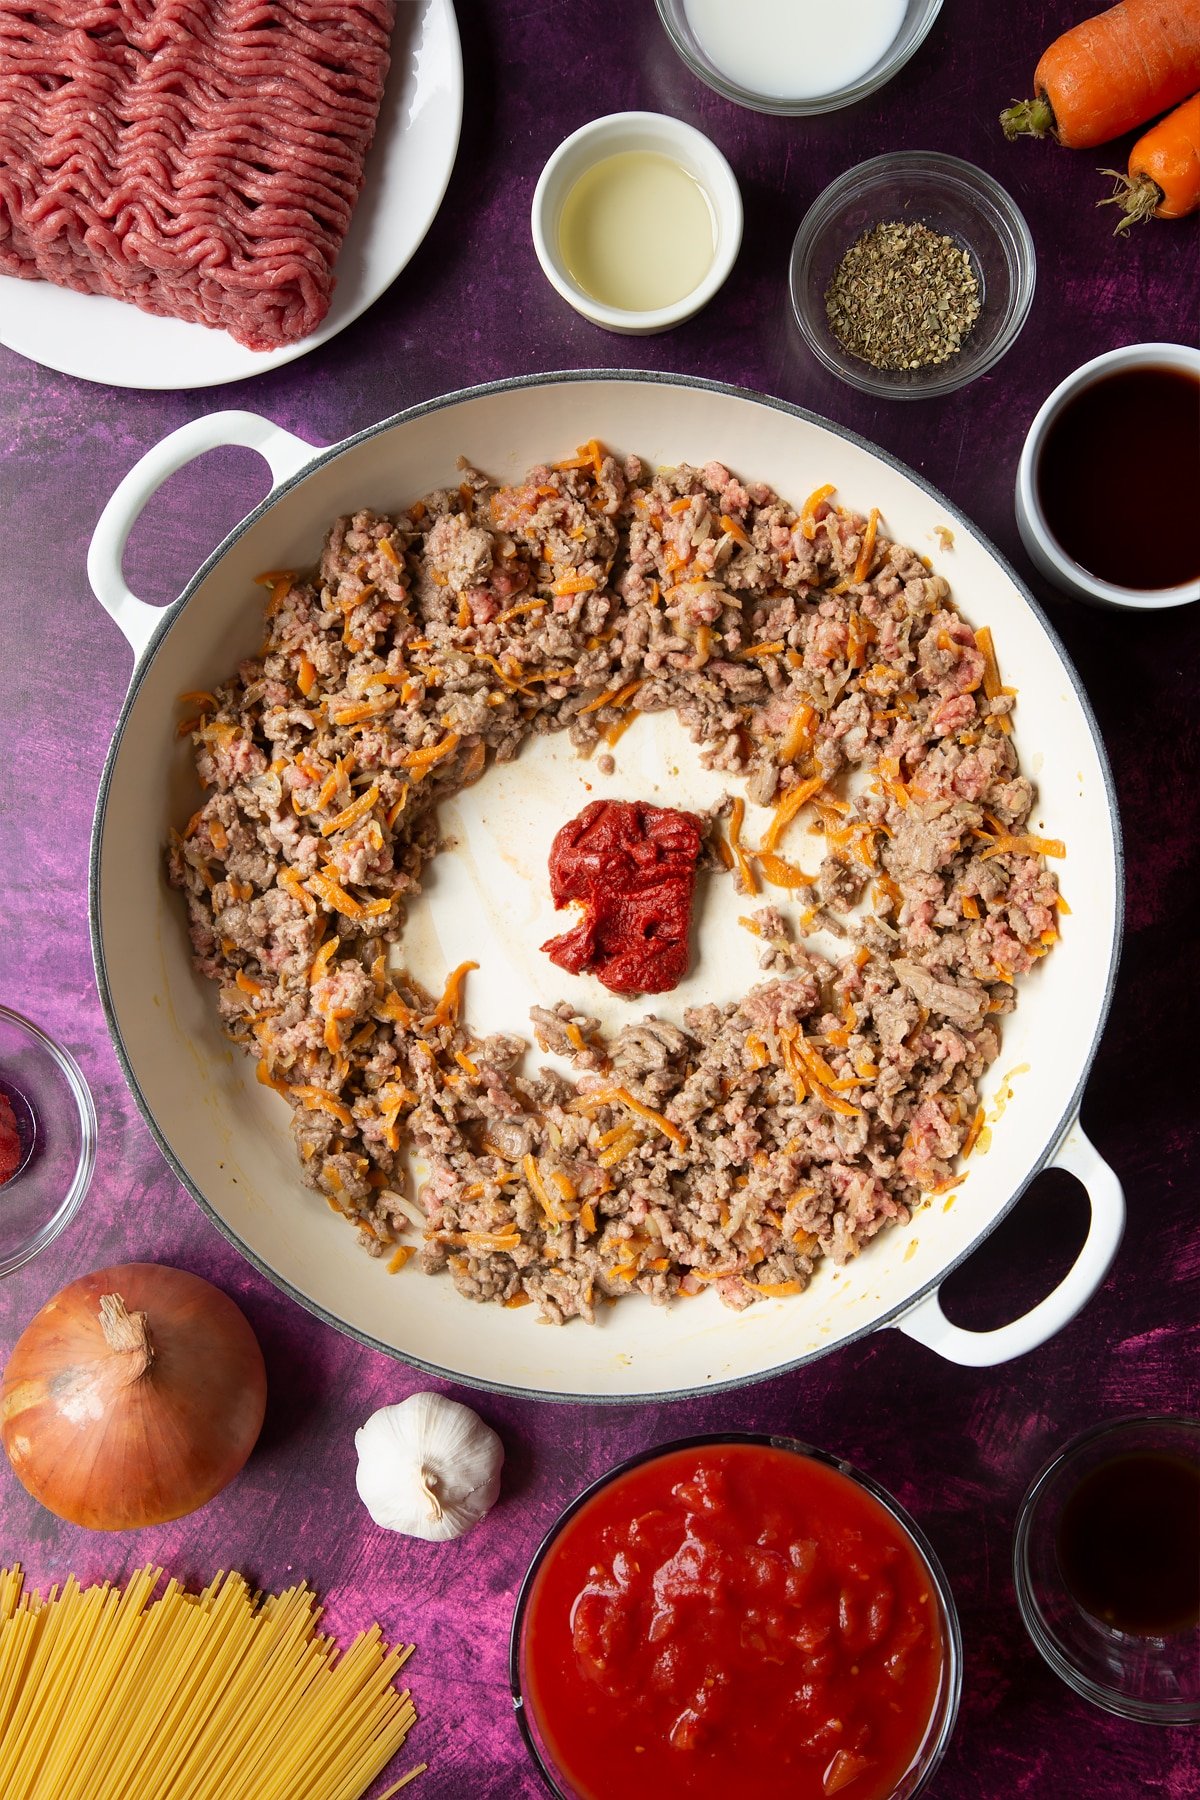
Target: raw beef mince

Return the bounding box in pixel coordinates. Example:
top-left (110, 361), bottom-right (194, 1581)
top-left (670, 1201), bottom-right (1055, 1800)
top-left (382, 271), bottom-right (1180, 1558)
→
top-left (168, 445), bottom-right (1064, 1323)
top-left (0, 0), bottom-right (395, 350)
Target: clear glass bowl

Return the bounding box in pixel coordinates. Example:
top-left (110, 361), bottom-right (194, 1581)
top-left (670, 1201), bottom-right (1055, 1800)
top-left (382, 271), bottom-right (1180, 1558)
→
top-left (654, 0), bottom-right (943, 116)
top-left (1013, 1415), bottom-right (1200, 1724)
top-left (790, 151), bottom-right (1036, 399)
top-left (511, 1432), bottom-right (962, 1799)
top-left (0, 1005), bottom-right (96, 1275)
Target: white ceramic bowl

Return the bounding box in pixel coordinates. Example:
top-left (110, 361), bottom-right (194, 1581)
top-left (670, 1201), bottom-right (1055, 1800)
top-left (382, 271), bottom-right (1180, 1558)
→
top-left (1016, 342), bottom-right (1200, 610)
top-left (530, 112), bottom-right (742, 334)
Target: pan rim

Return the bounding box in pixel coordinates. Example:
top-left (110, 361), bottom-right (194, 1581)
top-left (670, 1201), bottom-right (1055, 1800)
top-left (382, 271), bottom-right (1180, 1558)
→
top-left (89, 367), bottom-right (1126, 1403)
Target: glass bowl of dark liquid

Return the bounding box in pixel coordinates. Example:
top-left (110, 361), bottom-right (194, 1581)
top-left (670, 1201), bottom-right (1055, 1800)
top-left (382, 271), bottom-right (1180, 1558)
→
top-left (1014, 1415), bottom-right (1200, 1723)
top-left (0, 1005), bottom-right (96, 1275)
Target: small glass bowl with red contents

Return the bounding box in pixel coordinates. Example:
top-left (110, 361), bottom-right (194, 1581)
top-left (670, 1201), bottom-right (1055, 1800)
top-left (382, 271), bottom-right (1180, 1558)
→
top-left (510, 1434), bottom-right (962, 1800)
top-left (0, 1004), bottom-right (96, 1276)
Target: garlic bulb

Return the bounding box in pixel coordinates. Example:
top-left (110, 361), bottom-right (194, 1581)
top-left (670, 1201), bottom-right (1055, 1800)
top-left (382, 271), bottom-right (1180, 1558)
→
top-left (354, 1393), bottom-right (503, 1541)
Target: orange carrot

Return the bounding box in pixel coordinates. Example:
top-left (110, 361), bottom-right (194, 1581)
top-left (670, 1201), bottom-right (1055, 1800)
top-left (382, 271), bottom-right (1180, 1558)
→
top-left (1002, 1), bottom-right (1200, 147)
top-left (1100, 92), bottom-right (1200, 227)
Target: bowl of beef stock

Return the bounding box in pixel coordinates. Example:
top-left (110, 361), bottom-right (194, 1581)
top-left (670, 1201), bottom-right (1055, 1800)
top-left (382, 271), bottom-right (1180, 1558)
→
top-left (88, 376), bottom-right (1124, 1401)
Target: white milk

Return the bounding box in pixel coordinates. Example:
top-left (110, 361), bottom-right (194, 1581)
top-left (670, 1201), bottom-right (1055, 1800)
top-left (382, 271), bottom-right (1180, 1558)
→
top-left (683, 0), bottom-right (909, 101)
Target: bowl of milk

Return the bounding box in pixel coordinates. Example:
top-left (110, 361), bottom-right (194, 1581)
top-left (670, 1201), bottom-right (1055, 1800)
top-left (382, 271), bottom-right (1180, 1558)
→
top-left (654, 0), bottom-right (942, 115)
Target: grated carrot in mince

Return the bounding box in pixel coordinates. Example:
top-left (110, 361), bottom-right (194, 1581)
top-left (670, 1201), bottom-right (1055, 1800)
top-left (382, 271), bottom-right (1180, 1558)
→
top-left (727, 796), bottom-right (758, 895)
top-left (523, 1153), bottom-right (571, 1225)
top-left (977, 833), bottom-right (1065, 862)
top-left (961, 1106), bottom-right (986, 1159)
top-left (208, 819), bottom-right (229, 853)
top-left (306, 869), bottom-right (363, 918)
top-left (468, 650), bottom-right (535, 694)
top-left (234, 969), bottom-right (262, 997)
top-left (552, 574), bottom-right (598, 596)
top-left (256, 1058), bottom-right (290, 1096)
top-left (777, 1032), bottom-right (808, 1102)
top-left (401, 729), bottom-right (460, 772)
top-left (579, 677), bottom-right (643, 715)
top-left (745, 1033), bottom-right (770, 1069)
top-left (754, 849), bottom-right (810, 890)
top-left (962, 894), bottom-right (981, 919)
top-left (973, 625), bottom-right (1014, 733)
top-left (597, 1130), bottom-right (637, 1169)
top-left (454, 1050), bottom-right (479, 1079)
top-left (589, 1086), bottom-right (687, 1150)
top-left (779, 701), bottom-right (817, 764)
top-left (331, 694), bottom-right (399, 727)
top-left (748, 1279), bottom-right (805, 1297)
top-left (388, 1246), bottom-right (414, 1272)
top-left (290, 1086), bottom-right (354, 1130)
top-left (852, 508), bottom-right (880, 584)
top-left (424, 960), bottom-right (477, 1030)
top-left (800, 483), bottom-right (836, 540)
top-left (733, 640), bottom-right (785, 661)
top-left (579, 1201), bottom-right (597, 1235)
top-left (497, 597), bottom-right (548, 624)
top-left (309, 938), bottom-right (337, 985)
top-left (603, 712), bottom-right (637, 749)
top-left (320, 782), bottom-right (379, 838)
top-left (440, 1229), bottom-right (521, 1253)
top-left (719, 512), bottom-right (752, 548)
top-left (760, 772), bottom-right (826, 853)
top-left (738, 915), bottom-right (762, 937)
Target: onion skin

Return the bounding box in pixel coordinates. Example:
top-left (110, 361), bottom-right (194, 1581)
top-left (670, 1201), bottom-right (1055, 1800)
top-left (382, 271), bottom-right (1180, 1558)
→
top-left (0, 1263), bottom-right (267, 1531)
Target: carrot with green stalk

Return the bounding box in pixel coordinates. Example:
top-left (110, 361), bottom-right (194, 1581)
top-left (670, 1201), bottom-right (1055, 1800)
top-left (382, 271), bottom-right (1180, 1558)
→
top-left (1100, 92), bottom-right (1200, 228)
top-left (1002, 0), bottom-right (1200, 146)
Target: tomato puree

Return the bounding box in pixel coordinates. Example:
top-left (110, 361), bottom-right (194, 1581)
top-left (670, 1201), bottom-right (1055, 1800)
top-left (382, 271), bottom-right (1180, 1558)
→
top-left (519, 1442), bottom-right (947, 1800)
top-left (541, 800), bottom-right (703, 996)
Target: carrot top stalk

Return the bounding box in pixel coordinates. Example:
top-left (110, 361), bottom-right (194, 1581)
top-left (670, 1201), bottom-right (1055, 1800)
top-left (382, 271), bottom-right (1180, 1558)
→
top-left (1099, 92), bottom-right (1200, 229)
top-left (1002, 0), bottom-right (1200, 147)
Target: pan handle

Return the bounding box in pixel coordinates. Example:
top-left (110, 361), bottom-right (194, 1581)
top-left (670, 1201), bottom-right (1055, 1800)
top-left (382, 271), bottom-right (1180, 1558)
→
top-left (894, 1122), bottom-right (1124, 1367)
top-left (87, 411), bottom-right (318, 662)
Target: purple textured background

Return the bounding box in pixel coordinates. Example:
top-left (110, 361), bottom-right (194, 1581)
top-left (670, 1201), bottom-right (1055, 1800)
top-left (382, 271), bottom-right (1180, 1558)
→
top-left (1, 2), bottom-right (1198, 1794)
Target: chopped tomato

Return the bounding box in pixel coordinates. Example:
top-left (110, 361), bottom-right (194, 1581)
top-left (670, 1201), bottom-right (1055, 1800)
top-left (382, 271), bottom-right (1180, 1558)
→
top-left (520, 1444), bottom-right (946, 1800)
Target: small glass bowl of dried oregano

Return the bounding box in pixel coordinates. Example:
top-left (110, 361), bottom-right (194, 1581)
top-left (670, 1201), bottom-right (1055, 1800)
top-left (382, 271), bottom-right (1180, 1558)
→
top-left (790, 151), bottom-right (1036, 400)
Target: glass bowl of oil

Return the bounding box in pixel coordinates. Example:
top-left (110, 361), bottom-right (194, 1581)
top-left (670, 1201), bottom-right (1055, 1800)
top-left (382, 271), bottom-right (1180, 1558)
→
top-left (1013, 1415), bottom-right (1200, 1724)
top-left (531, 112), bottom-right (742, 335)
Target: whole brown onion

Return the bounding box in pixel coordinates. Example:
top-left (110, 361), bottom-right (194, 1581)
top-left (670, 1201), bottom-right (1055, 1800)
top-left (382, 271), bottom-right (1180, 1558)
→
top-left (0, 1263), bottom-right (267, 1530)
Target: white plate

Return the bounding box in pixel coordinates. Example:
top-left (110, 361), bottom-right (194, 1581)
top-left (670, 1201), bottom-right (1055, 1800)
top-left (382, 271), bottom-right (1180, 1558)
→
top-left (0, 0), bottom-right (462, 390)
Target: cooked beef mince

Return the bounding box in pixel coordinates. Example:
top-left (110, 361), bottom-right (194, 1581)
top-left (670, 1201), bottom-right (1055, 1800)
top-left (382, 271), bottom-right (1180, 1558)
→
top-left (167, 448), bottom-right (1063, 1323)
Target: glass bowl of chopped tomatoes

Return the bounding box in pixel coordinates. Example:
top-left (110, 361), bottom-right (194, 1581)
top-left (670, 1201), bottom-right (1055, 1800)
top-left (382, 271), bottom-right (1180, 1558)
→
top-left (0, 1005), bottom-right (96, 1276)
top-left (511, 1433), bottom-right (962, 1800)
top-left (790, 151), bottom-right (1036, 400)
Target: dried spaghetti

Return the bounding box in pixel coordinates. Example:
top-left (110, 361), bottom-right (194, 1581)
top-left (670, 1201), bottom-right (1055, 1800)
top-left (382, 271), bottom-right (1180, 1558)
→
top-left (0, 1566), bottom-right (423, 1800)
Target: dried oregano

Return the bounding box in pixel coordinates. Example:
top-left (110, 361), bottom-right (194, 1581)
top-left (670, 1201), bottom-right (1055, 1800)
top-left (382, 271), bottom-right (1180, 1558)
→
top-left (825, 220), bottom-right (981, 372)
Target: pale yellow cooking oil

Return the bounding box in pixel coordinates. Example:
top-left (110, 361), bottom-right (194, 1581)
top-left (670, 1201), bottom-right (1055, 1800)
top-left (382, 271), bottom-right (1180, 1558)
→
top-left (558, 151), bottom-right (717, 313)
